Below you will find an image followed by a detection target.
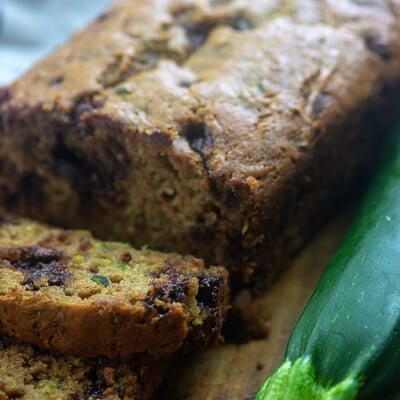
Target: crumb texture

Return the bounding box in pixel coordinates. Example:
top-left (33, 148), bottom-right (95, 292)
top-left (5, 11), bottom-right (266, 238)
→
top-left (0, 335), bottom-right (167, 400)
top-left (0, 217), bottom-right (229, 358)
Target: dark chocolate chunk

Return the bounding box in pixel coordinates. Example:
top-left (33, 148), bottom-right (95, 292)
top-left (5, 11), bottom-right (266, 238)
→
top-left (0, 245), bottom-right (71, 287)
top-left (153, 266), bottom-right (189, 303)
top-left (22, 263), bottom-right (71, 288)
top-left (0, 336), bottom-right (14, 349)
top-left (52, 136), bottom-right (121, 201)
top-left (0, 245), bottom-right (62, 267)
top-left (49, 76), bottom-right (64, 89)
top-left (85, 366), bottom-right (107, 399)
top-left (313, 92), bottom-right (333, 118)
top-left (95, 11), bottom-right (114, 23)
top-left (185, 24), bottom-right (212, 50)
top-left (120, 252), bottom-right (132, 263)
top-left (365, 34), bottom-right (392, 61)
top-left (182, 122), bottom-right (214, 157)
top-left (232, 16), bottom-right (254, 31)
top-left (197, 273), bottom-right (222, 309)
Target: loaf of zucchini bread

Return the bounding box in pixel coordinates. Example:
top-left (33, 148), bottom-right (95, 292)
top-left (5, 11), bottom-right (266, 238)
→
top-left (0, 215), bottom-right (229, 358)
top-left (0, 0), bottom-right (400, 294)
top-left (0, 335), bottom-right (168, 400)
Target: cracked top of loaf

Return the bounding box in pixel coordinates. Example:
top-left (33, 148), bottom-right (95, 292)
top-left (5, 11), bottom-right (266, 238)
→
top-left (2, 0), bottom-right (399, 200)
top-left (3, 0), bottom-right (399, 133)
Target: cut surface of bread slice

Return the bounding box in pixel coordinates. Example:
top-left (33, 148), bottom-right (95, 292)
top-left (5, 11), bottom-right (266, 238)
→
top-left (0, 216), bottom-right (229, 358)
top-left (0, 335), bottom-right (168, 400)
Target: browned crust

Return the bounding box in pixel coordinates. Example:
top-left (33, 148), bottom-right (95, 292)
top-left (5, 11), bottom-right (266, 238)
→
top-left (0, 300), bottom-right (188, 358)
top-left (0, 278), bottom-right (229, 357)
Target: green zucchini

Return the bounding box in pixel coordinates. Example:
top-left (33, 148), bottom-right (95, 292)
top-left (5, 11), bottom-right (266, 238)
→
top-left (256, 124), bottom-right (400, 400)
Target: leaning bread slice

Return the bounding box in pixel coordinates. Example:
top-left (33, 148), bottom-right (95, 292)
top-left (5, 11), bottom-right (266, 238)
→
top-left (0, 216), bottom-right (229, 358)
top-left (0, 335), bottom-right (169, 400)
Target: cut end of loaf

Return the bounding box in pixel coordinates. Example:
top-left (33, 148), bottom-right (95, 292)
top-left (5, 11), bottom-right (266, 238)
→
top-left (0, 216), bottom-right (229, 358)
top-left (0, 334), bottom-right (170, 400)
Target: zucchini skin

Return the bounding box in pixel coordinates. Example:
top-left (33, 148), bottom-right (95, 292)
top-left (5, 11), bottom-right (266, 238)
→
top-left (260, 124), bottom-right (400, 399)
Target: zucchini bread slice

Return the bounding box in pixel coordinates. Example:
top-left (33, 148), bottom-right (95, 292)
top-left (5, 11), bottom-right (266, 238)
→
top-left (0, 216), bottom-right (229, 358)
top-left (0, 0), bottom-right (400, 294)
top-left (0, 335), bottom-right (168, 400)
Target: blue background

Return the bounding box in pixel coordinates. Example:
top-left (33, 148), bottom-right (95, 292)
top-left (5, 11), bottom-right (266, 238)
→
top-left (0, 0), bottom-right (112, 85)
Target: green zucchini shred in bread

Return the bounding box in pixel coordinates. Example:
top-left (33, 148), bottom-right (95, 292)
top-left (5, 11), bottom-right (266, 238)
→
top-left (0, 216), bottom-right (229, 358)
top-left (0, 335), bottom-right (168, 400)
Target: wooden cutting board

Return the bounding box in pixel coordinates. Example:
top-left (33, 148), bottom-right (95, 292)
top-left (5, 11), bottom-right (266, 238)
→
top-left (162, 216), bottom-right (350, 400)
